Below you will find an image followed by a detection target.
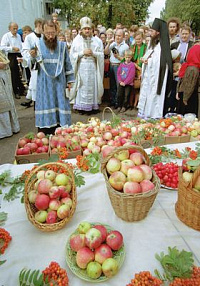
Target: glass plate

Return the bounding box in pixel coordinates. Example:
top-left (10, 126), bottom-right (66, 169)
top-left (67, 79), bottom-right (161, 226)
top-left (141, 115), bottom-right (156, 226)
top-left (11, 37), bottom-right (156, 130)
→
top-left (65, 222), bottom-right (125, 283)
top-left (161, 184), bottom-right (177, 191)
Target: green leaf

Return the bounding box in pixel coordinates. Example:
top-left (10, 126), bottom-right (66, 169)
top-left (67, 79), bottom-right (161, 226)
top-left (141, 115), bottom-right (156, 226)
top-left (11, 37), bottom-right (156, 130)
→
top-left (29, 270), bottom-right (36, 283)
top-left (0, 259), bottom-right (6, 265)
top-left (0, 212), bottom-right (8, 226)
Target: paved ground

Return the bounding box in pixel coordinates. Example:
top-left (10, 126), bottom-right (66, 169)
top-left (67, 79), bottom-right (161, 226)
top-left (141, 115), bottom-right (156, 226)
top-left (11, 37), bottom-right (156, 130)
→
top-left (0, 96), bottom-right (137, 165)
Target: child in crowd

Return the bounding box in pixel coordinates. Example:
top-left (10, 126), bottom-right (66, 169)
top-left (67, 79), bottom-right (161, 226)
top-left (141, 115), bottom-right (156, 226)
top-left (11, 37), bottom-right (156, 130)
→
top-left (116, 50), bottom-right (136, 113)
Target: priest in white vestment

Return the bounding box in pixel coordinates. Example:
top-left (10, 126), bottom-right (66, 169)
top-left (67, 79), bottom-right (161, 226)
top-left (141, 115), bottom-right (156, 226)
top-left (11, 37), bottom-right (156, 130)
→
top-left (69, 17), bottom-right (104, 114)
top-left (138, 18), bottom-right (173, 119)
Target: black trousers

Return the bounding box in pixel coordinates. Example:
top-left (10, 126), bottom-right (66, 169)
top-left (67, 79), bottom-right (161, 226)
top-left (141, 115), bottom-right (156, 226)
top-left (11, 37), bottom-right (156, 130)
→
top-left (117, 84), bottom-right (133, 109)
top-left (8, 53), bottom-right (25, 95)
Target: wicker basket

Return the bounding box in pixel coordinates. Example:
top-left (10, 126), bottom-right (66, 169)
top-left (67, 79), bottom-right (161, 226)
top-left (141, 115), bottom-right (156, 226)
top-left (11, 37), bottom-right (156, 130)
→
top-left (101, 145), bottom-right (160, 222)
top-left (175, 167), bottom-right (200, 231)
top-left (24, 162), bottom-right (77, 232)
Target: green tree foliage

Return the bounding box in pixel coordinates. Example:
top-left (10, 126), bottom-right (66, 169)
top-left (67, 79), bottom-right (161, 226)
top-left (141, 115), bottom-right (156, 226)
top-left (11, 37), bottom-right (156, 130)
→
top-left (53, 0), bottom-right (153, 28)
top-left (161, 0), bottom-right (200, 34)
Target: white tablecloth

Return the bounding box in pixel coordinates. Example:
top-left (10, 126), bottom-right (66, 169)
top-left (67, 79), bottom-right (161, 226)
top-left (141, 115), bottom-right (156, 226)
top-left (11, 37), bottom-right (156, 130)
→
top-left (1, 142), bottom-right (200, 286)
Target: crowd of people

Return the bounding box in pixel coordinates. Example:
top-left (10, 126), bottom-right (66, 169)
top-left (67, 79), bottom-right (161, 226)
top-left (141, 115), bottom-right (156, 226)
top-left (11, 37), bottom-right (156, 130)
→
top-left (0, 13), bottom-right (200, 138)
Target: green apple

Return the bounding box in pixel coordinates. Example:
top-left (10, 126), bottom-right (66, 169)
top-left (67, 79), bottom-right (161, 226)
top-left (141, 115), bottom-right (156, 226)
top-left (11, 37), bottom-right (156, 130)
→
top-left (35, 210), bottom-right (48, 223)
top-left (182, 172), bottom-right (193, 183)
top-left (55, 174), bottom-right (70, 186)
top-left (45, 170), bottom-right (56, 181)
top-left (78, 222), bottom-right (91, 234)
top-left (36, 170), bottom-right (45, 180)
top-left (102, 258), bottom-right (118, 277)
top-left (87, 261), bottom-right (102, 279)
top-left (191, 130), bottom-right (198, 137)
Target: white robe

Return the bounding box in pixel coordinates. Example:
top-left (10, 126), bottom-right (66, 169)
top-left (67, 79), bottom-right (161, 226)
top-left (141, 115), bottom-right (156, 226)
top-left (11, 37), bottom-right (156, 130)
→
top-left (69, 35), bottom-right (104, 108)
top-left (138, 43), bottom-right (168, 118)
top-left (21, 32), bottom-right (40, 101)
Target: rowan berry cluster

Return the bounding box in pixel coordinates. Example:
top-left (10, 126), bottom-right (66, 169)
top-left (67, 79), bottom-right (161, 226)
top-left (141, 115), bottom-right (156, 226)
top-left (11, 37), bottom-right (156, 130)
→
top-left (169, 266), bottom-right (200, 286)
top-left (0, 228), bottom-right (12, 254)
top-left (42, 261), bottom-right (69, 286)
top-left (127, 271), bottom-right (163, 286)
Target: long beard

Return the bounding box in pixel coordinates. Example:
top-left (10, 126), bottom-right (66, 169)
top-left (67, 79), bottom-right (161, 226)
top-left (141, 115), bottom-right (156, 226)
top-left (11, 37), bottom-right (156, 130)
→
top-left (43, 35), bottom-right (57, 51)
top-left (150, 35), bottom-right (160, 49)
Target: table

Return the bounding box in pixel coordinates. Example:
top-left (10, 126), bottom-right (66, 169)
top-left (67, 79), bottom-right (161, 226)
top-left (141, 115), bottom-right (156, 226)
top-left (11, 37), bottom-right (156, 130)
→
top-left (1, 142), bottom-right (200, 286)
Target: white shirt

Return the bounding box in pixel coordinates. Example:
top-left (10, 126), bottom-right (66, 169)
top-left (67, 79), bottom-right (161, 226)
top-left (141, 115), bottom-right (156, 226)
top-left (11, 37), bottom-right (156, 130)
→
top-left (0, 31), bottom-right (22, 53)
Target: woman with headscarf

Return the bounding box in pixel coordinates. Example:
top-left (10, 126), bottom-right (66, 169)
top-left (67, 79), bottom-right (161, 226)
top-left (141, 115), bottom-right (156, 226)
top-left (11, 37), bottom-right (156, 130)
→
top-left (0, 50), bottom-right (20, 138)
top-left (176, 45), bottom-right (200, 118)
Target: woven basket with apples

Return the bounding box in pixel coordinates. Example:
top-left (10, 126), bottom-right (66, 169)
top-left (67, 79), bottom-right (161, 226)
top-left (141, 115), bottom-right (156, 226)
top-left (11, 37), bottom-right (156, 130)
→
top-left (175, 159), bottom-right (200, 231)
top-left (101, 145), bottom-right (160, 222)
top-left (24, 162), bottom-right (77, 232)
top-left (66, 221), bottom-right (125, 282)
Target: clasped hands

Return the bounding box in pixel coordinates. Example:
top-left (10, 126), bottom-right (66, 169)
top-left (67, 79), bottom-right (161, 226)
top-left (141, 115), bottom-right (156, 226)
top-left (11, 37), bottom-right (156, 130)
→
top-left (84, 48), bottom-right (93, 57)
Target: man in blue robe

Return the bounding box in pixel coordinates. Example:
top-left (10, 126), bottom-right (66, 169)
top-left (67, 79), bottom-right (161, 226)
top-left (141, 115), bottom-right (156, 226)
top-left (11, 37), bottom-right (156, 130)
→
top-left (34, 20), bottom-right (74, 134)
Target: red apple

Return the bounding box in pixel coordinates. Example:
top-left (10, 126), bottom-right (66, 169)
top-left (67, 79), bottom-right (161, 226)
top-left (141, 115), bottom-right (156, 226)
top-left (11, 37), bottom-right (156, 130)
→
top-left (127, 166), bottom-right (144, 183)
top-left (140, 180), bottom-right (155, 193)
top-left (70, 233), bottom-right (86, 252)
top-left (37, 132), bottom-right (46, 139)
top-left (46, 210), bottom-right (57, 224)
top-left (37, 179), bottom-right (53, 194)
top-left (123, 181), bottom-right (142, 194)
top-left (18, 138), bottom-right (27, 148)
top-left (93, 224), bottom-right (107, 242)
top-left (130, 152), bottom-right (144, 165)
top-left (106, 230), bottom-right (123, 251)
top-left (139, 164), bottom-right (153, 180)
top-left (49, 186), bottom-right (61, 199)
top-left (35, 194), bottom-right (50, 210)
top-left (95, 244), bottom-right (113, 264)
top-left (49, 199), bottom-right (61, 210)
top-left (120, 159), bottom-right (135, 175)
top-left (76, 247), bottom-right (95, 269)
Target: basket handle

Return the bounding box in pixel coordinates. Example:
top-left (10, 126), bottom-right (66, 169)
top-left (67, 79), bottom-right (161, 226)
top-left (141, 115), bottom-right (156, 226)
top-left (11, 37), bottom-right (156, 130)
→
top-left (25, 162), bottom-right (74, 186)
top-left (191, 166), bottom-right (200, 188)
top-left (102, 107), bottom-right (116, 121)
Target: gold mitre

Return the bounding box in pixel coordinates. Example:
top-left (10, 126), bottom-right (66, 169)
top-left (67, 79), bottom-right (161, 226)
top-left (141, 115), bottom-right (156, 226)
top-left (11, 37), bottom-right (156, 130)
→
top-left (80, 17), bottom-right (92, 29)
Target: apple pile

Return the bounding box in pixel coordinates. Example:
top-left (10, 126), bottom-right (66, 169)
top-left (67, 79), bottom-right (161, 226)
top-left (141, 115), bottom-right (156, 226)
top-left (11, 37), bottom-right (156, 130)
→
top-left (69, 222), bottom-right (124, 279)
top-left (105, 149), bottom-right (156, 194)
top-left (28, 169), bottom-right (73, 224)
top-left (16, 132), bottom-right (49, 155)
top-left (49, 134), bottom-right (81, 155)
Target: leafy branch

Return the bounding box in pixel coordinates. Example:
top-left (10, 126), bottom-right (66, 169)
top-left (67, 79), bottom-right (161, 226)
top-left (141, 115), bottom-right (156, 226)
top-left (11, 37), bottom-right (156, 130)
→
top-left (19, 268), bottom-right (46, 286)
top-left (0, 170), bottom-right (25, 202)
top-left (154, 246), bottom-right (194, 282)
top-left (74, 169), bottom-right (85, 187)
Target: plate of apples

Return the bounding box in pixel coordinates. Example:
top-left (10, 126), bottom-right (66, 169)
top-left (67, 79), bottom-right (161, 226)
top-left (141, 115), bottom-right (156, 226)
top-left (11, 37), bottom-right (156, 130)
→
top-left (66, 221), bottom-right (125, 282)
